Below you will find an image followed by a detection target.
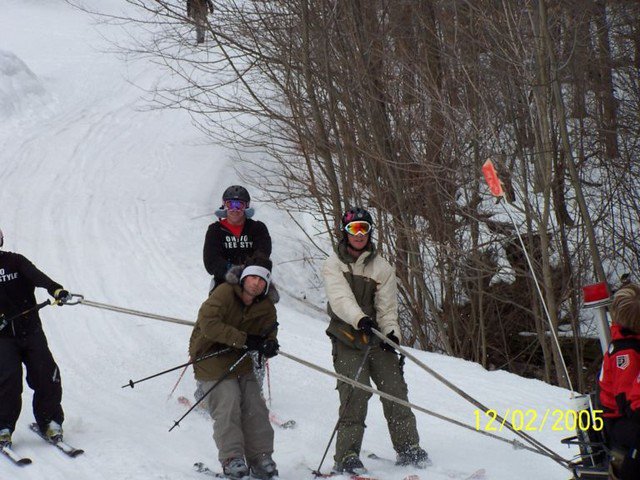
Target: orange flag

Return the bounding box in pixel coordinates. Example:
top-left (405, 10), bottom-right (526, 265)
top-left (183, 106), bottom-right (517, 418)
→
top-left (482, 160), bottom-right (505, 197)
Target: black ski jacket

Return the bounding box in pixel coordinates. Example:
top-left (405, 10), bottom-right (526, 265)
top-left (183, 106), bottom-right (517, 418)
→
top-left (0, 251), bottom-right (62, 337)
top-left (203, 219), bottom-right (272, 286)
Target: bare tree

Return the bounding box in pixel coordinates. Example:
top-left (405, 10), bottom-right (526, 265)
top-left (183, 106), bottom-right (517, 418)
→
top-left (112, 0), bottom-right (640, 388)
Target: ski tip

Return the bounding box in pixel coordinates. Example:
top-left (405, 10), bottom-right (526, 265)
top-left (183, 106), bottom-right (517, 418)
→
top-left (280, 420), bottom-right (296, 429)
top-left (18, 457), bottom-right (33, 465)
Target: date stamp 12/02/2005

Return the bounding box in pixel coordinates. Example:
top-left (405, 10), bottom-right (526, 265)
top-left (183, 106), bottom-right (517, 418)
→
top-left (474, 408), bottom-right (603, 432)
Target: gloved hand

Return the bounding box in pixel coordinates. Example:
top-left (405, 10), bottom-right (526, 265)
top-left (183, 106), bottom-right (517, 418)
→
top-left (259, 339), bottom-right (279, 358)
top-left (245, 334), bottom-right (264, 351)
top-left (357, 316), bottom-right (378, 336)
top-left (381, 332), bottom-right (400, 352)
top-left (53, 288), bottom-right (70, 304)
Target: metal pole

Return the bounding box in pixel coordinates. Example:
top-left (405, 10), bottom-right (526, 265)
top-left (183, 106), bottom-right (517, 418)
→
top-left (278, 349), bottom-right (569, 466)
top-left (369, 329), bottom-right (567, 465)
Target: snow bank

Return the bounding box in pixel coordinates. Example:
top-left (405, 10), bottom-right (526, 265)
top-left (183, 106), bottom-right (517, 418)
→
top-left (0, 50), bottom-right (48, 118)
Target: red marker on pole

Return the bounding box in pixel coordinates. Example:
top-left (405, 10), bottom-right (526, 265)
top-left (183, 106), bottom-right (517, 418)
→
top-left (482, 160), bottom-right (505, 197)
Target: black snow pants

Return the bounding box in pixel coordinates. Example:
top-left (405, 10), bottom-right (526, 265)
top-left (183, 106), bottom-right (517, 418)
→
top-left (0, 329), bottom-right (64, 433)
top-left (605, 417), bottom-right (640, 479)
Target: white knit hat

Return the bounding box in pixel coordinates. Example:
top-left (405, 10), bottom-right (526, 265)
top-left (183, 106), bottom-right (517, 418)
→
top-left (240, 265), bottom-right (272, 294)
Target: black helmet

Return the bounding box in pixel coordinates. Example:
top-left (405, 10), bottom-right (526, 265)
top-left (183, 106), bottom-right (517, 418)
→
top-left (222, 185), bottom-right (250, 203)
top-left (341, 207), bottom-right (373, 226)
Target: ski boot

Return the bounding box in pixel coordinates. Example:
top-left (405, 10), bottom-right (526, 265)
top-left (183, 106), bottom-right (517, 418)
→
top-left (396, 444), bottom-right (430, 468)
top-left (250, 453), bottom-right (278, 479)
top-left (221, 457), bottom-right (249, 479)
top-left (333, 452), bottom-right (367, 475)
top-left (0, 428), bottom-right (11, 447)
top-left (44, 421), bottom-right (63, 441)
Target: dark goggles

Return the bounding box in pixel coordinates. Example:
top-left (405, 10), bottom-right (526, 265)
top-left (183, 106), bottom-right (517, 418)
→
top-left (344, 221), bottom-right (372, 236)
top-left (224, 199), bottom-right (247, 211)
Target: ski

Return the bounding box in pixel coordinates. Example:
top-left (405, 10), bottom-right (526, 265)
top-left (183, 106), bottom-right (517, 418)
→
top-left (194, 461), bottom-right (228, 478)
top-left (462, 470), bottom-right (486, 480)
top-left (1, 443), bottom-right (32, 466)
top-left (364, 452), bottom-right (484, 480)
top-left (309, 467), bottom-right (379, 480)
top-left (312, 474), bottom-right (379, 480)
top-left (28, 423), bottom-right (84, 457)
top-left (365, 451), bottom-right (431, 468)
top-left (269, 412), bottom-right (296, 429)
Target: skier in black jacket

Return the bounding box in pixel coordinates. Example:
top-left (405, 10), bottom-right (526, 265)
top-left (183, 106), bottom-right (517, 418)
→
top-left (200, 186), bottom-right (273, 401)
top-left (203, 185), bottom-right (272, 293)
top-left (0, 228), bottom-right (70, 446)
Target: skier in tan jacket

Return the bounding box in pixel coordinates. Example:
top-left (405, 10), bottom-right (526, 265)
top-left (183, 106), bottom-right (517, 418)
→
top-left (322, 207), bottom-right (428, 475)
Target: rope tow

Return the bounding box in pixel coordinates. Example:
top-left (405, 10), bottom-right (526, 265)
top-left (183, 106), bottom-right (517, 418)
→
top-left (64, 293), bottom-right (571, 468)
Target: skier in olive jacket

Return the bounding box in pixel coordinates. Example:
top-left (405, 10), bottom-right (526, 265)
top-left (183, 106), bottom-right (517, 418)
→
top-left (322, 208), bottom-right (428, 475)
top-left (189, 255), bottom-right (279, 480)
top-left (0, 228), bottom-right (70, 446)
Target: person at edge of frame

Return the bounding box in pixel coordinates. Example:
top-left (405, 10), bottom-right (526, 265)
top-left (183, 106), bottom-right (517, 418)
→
top-left (0, 228), bottom-right (71, 446)
top-left (599, 283), bottom-right (640, 480)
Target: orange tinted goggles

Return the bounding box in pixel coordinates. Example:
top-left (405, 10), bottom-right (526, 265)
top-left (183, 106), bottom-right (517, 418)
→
top-left (344, 221), bottom-right (372, 236)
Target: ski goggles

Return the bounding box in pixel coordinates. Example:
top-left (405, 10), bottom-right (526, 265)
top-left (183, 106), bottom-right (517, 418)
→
top-left (344, 221), bottom-right (372, 236)
top-left (224, 199), bottom-right (247, 211)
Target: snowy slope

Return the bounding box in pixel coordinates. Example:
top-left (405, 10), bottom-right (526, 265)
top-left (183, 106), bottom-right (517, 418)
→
top-left (1, 1), bottom-right (577, 479)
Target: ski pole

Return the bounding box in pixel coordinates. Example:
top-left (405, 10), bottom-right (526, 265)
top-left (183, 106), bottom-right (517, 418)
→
top-left (313, 344), bottom-right (372, 477)
top-left (0, 299), bottom-right (51, 332)
top-left (370, 328), bottom-right (569, 468)
top-left (167, 361), bottom-right (190, 400)
top-left (122, 348), bottom-right (232, 389)
top-left (266, 358), bottom-right (272, 407)
top-left (169, 351), bottom-right (251, 432)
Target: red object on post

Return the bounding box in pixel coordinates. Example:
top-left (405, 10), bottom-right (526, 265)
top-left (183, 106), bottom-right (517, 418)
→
top-left (582, 282), bottom-right (611, 308)
top-left (482, 160), bottom-right (505, 197)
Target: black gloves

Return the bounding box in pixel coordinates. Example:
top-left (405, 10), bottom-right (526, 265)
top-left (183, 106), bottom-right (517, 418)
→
top-left (381, 332), bottom-right (400, 352)
top-left (245, 335), bottom-right (279, 358)
top-left (53, 288), bottom-right (70, 304)
top-left (245, 334), bottom-right (264, 351)
top-left (357, 316), bottom-right (379, 336)
top-left (260, 339), bottom-right (279, 358)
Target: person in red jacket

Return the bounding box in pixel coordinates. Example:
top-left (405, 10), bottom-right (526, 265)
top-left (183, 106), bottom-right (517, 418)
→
top-left (599, 283), bottom-right (640, 479)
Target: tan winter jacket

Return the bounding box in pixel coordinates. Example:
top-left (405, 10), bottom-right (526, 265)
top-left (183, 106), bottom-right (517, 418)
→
top-left (322, 241), bottom-right (400, 349)
top-left (189, 282), bottom-right (277, 381)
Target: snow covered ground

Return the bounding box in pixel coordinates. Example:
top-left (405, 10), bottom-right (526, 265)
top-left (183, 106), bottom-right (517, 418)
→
top-left (1, 1), bottom-right (578, 479)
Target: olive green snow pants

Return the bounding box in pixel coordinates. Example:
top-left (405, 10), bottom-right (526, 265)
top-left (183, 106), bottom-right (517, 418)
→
top-left (332, 340), bottom-right (420, 464)
top-left (201, 372), bottom-right (274, 463)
